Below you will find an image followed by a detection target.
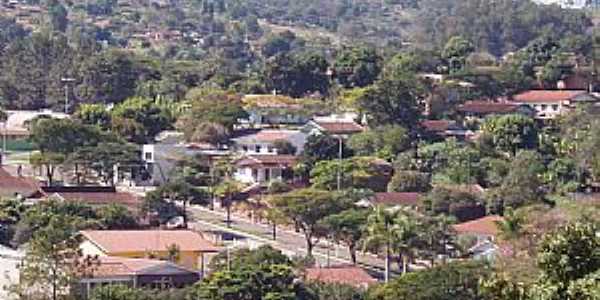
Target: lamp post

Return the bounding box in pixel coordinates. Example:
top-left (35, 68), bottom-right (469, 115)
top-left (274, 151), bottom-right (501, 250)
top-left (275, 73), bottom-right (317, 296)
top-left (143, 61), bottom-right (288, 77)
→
top-left (61, 77), bottom-right (75, 114)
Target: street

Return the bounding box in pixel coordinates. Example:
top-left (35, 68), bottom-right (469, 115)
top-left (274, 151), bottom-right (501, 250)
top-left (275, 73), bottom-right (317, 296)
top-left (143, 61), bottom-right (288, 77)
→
top-left (188, 205), bottom-right (406, 279)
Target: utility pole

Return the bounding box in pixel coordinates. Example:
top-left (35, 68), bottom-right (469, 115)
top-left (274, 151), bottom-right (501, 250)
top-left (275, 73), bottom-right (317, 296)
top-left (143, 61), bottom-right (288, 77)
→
top-left (337, 134), bottom-right (343, 191)
top-left (61, 77), bottom-right (75, 114)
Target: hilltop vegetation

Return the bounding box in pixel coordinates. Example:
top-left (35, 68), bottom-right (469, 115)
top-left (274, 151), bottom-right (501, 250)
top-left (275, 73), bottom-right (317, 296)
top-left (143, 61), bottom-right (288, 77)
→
top-left (0, 0), bottom-right (596, 110)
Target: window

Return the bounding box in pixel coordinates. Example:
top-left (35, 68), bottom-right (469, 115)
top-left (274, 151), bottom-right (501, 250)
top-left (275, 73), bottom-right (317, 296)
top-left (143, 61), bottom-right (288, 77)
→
top-left (552, 104), bottom-right (559, 111)
top-left (144, 152), bottom-right (153, 160)
top-left (267, 146), bottom-right (274, 153)
top-left (255, 145), bottom-right (262, 153)
top-left (541, 104), bottom-right (547, 111)
top-left (242, 145), bottom-right (248, 152)
top-left (252, 169), bottom-right (258, 181)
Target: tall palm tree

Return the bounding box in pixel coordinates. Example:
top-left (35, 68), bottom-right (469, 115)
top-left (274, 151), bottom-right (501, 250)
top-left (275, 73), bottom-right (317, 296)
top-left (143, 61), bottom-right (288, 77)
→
top-left (389, 211), bottom-right (421, 274)
top-left (495, 208), bottom-right (526, 256)
top-left (215, 179), bottom-right (244, 228)
top-left (363, 205), bottom-right (397, 282)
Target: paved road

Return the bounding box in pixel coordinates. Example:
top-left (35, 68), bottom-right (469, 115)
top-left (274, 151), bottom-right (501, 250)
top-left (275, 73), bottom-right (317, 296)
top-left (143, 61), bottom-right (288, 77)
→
top-left (188, 205), bottom-right (402, 279)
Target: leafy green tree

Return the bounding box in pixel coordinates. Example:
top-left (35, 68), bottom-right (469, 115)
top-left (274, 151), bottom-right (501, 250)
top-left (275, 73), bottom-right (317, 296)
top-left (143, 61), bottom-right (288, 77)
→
top-left (111, 97), bottom-right (173, 143)
top-left (310, 157), bottom-right (392, 192)
top-left (96, 204), bottom-right (139, 230)
top-left (70, 142), bottom-right (142, 185)
top-left (179, 89), bottom-right (247, 132)
top-left (215, 179), bottom-right (244, 228)
top-left (424, 186), bottom-right (483, 222)
top-left (189, 264), bottom-right (306, 300)
top-left (334, 46), bottom-right (382, 88)
top-left (532, 220), bottom-right (600, 299)
top-left (368, 261), bottom-right (490, 300)
top-left (10, 215), bottom-right (83, 300)
top-left (141, 190), bottom-right (180, 225)
top-left (348, 125), bottom-right (409, 159)
top-left (73, 103), bottom-right (111, 130)
top-left (491, 150), bottom-right (545, 212)
top-left (387, 171), bottom-right (431, 193)
top-left (481, 114), bottom-right (538, 156)
top-left (357, 74), bottom-right (423, 130)
top-left (155, 180), bottom-right (209, 227)
top-left (29, 152), bottom-right (65, 186)
top-left (264, 51), bottom-right (330, 97)
top-left (320, 208), bottom-right (369, 264)
top-left (442, 36), bottom-right (475, 73)
top-left (30, 118), bottom-right (107, 154)
top-left (269, 188), bottom-right (349, 257)
top-left (301, 134), bottom-right (352, 168)
top-left (209, 245), bottom-right (292, 272)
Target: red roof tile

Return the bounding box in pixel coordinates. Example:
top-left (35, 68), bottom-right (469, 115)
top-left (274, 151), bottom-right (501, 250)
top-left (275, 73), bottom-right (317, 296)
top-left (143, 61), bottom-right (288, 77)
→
top-left (55, 192), bottom-right (140, 208)
top-left (80, 230), bottom-right (220, 254)
top-left (0, 167), bottom-right (40, 198)
top-left (453, 215), bottom-right (503, 236)
top-left (421, 120), bottom-right (454, 132)
top-left (373, 192), bottom-right (422, 207)
top-left (314, 121), bottom-right (364, 134)
top-left (82, 256), bottom-right (197, 277)
top-left (457, 101), bottom-right (521, 114)
top-left (236, 155), bottom-right (297, 168)
top-left (512, 90), bottom-right (588, 103)
top-left (305, 265), bottom-right (377, 288)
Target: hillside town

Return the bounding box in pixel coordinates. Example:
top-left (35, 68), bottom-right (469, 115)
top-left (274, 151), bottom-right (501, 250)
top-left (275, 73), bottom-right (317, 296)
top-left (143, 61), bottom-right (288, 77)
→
top-left (0, 0), bottom-right (599, 299)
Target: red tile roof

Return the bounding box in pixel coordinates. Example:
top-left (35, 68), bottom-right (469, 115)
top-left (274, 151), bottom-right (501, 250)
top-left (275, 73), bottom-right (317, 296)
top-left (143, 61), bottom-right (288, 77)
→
top-left (305, 265), bottom-right (377, 288)
top-left (82, 256), bottom-right (197, 277)
top-left (251, 130), bottom-right (296, 142)
top-left (314, 121), bottom-right (364, 135)
top-left (0, 167), bottom-right (40, 198)
top-left (80, 230), bottom-right (220, 254)
top-left (453, 215), bottom-right (504, 236)
top-left (56, 192), bottom-right (140, 208)
top-left (512, 90), bottom-right (588, 103)
top-left (457, 101), bottom-right (521, 114)
top-left (373, 192), bottom-right (422, 207)
top-left (236, 155), bottom-right (297, 168)
top-left (421, 120), bottom-right (454, 132)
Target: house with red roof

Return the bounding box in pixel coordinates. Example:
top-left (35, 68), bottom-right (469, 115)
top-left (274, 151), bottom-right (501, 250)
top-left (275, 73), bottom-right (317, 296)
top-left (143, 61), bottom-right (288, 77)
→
top-left (304, 265), bottom-right (377, 289)
top-left (452, 215), bottom-right (504, 260)
top-left (79, 230), bottom-right (219, 273)
top-left (510, 90), bottom-right (599, 119)
top-left (231, 129), bottom-right (307, 155)
top-left (304, 116), bottom-right (365, 137)
top-left (356, 192), bottom-right (423, 211)
top-left (0, 167), bottom-right (41, 199)
top-left (420, 120), bottom-right (473, 141)
top-left (41, 186), bottom-right (142, 211)
top-left (77, 256), bottom-right (200, 298)
top-left (234, 154), bottom-right (297, 184)
top-left (457, 100), bottom-right (534, 121)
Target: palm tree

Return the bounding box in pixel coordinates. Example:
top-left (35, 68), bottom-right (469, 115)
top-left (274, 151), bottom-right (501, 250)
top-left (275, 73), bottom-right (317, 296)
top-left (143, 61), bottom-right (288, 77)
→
top-left (215, 179), bottom-right (243, 227)
top-left (495, 208), bottom-right (526, 257)
top-left (363, 205), bottom-right (397, 282)
top-left (495, 208), bottom-right (525, 240)
top-left (389, 211), bottom-right (421, 274)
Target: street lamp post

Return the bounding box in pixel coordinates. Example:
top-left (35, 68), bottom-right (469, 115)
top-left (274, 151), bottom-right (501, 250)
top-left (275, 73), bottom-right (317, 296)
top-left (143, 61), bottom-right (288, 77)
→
top-left (61, 77), bottom-right (75, 114)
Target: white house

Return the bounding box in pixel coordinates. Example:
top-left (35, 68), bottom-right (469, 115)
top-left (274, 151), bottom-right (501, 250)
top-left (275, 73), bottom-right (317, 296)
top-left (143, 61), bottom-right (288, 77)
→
top-left (234, 154), bottom-right (296, 184)
top-left (510, 90), bottom-right (599, 119)
top-left (231, 129), bottom-right (307, 155)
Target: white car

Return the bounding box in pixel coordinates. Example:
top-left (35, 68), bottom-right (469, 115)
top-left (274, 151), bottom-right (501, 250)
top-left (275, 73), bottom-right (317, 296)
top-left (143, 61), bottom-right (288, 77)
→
top-left (166, 216), bottom-right (185, 229)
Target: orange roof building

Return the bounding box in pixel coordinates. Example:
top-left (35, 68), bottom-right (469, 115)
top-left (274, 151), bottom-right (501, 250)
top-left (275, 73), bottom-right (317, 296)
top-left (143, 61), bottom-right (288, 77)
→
top-left (78, 256), bottom-right (200, 296)
top-left (304, 265), bottom-right (377, 289)
top-left (510, 90), bottom-right (599, 119)
top-left (452, 215), bottom-right (504, 237)
top-left (79, 230), bottom-right (219, 272)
